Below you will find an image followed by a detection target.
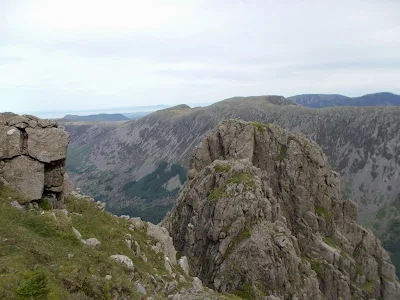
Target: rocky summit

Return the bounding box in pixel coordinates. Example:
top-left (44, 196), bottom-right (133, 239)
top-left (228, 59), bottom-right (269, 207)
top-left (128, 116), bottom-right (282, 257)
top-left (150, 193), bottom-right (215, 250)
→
top-left (163, 120), bottom-right (400, 300)
top-left (0, 113), bottom-right (72, 208)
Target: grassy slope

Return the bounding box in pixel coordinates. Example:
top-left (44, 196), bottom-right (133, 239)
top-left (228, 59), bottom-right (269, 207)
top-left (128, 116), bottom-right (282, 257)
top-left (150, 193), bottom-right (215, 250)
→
top-left (0, 184), bottom-right (240, 299)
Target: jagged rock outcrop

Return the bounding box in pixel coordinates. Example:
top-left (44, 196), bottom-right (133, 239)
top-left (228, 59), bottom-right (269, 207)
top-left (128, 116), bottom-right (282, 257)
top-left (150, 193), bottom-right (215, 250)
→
top-left (0, 113), bottom-right (71, 207)
top-left (163, 120), bottom-right (400, 300)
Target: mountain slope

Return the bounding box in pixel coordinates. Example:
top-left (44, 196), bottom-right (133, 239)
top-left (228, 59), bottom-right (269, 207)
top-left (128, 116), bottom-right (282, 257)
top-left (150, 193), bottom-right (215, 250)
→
top-left (64, 96), bottom-right (400, 226)
top-left (289, 92), bottom-right (400, 108)
top-left (59, 113), bottom-right (130, 122)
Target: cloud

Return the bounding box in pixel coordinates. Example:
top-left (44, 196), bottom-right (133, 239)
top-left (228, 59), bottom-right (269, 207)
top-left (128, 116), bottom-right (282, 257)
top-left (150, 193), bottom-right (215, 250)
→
top-left (0, 0), bottom-right (400, 115)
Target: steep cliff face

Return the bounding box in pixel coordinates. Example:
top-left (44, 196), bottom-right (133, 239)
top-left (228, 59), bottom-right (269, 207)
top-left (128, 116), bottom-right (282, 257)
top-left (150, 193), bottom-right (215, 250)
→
top-left (0, 113), bottom-right (71, 208)
top-left (163, 120), bottom-right (400, 300)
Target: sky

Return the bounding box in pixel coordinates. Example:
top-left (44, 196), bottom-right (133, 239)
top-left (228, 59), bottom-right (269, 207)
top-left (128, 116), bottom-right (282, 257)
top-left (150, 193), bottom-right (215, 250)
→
top-left (1, 0), bottom-right (400, 116)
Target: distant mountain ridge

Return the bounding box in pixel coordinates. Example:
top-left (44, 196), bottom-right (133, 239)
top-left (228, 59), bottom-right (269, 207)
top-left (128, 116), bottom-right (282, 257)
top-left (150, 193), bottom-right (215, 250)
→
top-left (289, 92), bottom-right (400, 108)
top-left (59, 113), bottom-right (130, 122)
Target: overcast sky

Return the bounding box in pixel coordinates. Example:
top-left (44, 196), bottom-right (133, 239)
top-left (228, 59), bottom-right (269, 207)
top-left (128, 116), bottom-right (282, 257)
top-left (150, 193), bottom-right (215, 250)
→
top-left (1, 0), bottom-right (400, 115)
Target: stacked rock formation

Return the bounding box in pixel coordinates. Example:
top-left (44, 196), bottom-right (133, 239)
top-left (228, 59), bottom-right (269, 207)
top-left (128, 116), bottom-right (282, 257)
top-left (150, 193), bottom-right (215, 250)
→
top-left (163, 120), bottom-right (400, 300)
top-left (0, 112), bottom-right (71, 207)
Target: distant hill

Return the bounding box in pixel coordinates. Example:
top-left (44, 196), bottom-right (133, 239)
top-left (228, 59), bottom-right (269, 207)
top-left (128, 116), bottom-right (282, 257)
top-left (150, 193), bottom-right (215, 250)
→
top-left (123, 111), bottom-right (152, 120)
top-left (59, 113), bottom-right (130, 122)
top-left (289, 92), bottom-right (400, 108)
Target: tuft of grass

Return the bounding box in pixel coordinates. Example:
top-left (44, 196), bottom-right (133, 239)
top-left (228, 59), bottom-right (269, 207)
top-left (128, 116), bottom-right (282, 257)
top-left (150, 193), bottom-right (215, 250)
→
top-left (362, 280), bottom-right (375, 294)
top-left (356, 263), bottom-right (364, 276)
top-left (14, 270), bottom-right (50, 299)
top-left (315, 204), bottom-right (332, 223)
top-left (383, 275), bottom-right (394, 283)
top-left (340, 251), bottom-right (350, 260)
top-left (311, 259), bottom-right (323, 276)
top-left (225, 228), bottom-right (251, 258)
top-left (0, 183), bottom-right (30, 204)
top-left (208, 188), bottom-right (224, 202)
top-left (233, 282), bottom-right (254, 299)
top-left (227, 172), bottom-right (255, 189)
top-left (275, 145), bottom-right (288, 162)
top-left (249, 122), bottom-right (267, 133)
top-left (208, 172), bottom-right (256, 202)
top-left (38, 198), bottom-right (52, 211)
top-left (323, 236), bottom-right (339, 249)
top-left (214, 164), bottom-right (231, 173)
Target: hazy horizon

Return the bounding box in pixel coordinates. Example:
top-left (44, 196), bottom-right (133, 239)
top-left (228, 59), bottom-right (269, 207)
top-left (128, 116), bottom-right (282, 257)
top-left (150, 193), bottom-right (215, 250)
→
top-left (1, 0), bottom-right (400, 114)
top-left (22, 101), bottom-right (216, 118)
top-left (4, 91), bottom-right (400, 118)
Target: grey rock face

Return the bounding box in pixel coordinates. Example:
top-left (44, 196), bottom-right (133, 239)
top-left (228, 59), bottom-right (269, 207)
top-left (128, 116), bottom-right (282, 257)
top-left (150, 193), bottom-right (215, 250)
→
top-left (1, 156), bottom-right (44, 201)
top-left (0, 126), bottom-right (23, 159)
top-left (62, 173), bottom-right (74, 198)
top-left (26, 127), bottom-right (69, 163)
top-left (178, 256), bottom-right (190, 275)
top-left (163, 120), bottom-right (400, 300)
top-left (146, 222), bottom-right (177, 264)
top-left (0, 113), bottom-right (70, 206)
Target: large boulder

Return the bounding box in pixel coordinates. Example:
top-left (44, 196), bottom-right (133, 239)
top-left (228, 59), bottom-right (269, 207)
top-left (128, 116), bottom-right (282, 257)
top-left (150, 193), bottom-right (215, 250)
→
top-left (26, 127), bottom-right (69, 163)
top-left (0, 156), bottom-right (44, 201)
top-left (0, 113), bottom-right (71, 206)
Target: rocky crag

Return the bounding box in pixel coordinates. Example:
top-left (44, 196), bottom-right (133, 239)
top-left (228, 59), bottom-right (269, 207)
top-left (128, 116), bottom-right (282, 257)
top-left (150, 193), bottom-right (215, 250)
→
top-left (163, 120), bottom-right (400, 300)
top-left (0, 113), bottom-right (72, 208)
top-left (0, 113), bottom-right (240, 299)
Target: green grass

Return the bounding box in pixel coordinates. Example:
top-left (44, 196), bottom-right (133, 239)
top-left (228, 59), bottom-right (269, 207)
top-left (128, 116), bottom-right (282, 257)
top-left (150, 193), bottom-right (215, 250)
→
top-left (323, 237), bottom-right (339, 249)
top-left (207, 172), bottom-right (256, 203)
top-left (362, 280), bottom-right (375, 294)
top-left (355, 263), bottom-right (364, 276)
top-left (311, 259), bottom-right (323, 276)
top-left (0, 184), bottom-right (176, 299)
top-left (225, 228), bottom-right (251, 259)
top-left (275, 145), bottom-right (288, 162)
top-left (249, 122), bottom-right (267, 133)
top-left (214, 164), bottom-right (231, 173)
top-left (38, 198), bottom-right (52, 211)
top-left (340, 251), bottom-right (350, 260)
top-left (233, 282), bottom-right (254, 299)
top-left (314, 204), bottom-right (332, 223)
top-left (208, 188), bottom-right (224, 202)
top-left (227, 173), bottom-right (255, 189)
top-left (14, 269), bottom-right (50, 299)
